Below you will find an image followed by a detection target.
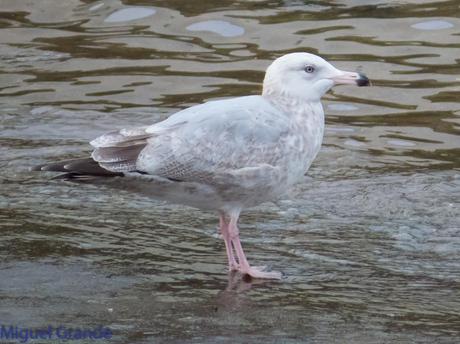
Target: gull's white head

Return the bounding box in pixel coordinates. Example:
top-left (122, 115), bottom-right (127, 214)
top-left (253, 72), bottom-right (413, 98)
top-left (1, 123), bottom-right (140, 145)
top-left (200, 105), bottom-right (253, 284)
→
top-left (262, 52), bottom-right (369, 102)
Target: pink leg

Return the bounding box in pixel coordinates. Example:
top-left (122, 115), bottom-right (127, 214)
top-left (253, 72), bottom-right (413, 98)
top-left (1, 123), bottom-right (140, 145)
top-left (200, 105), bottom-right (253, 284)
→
top-left (219, 214), bottom-right (239, 271)
top-left (227, 212), bottom-right (282, 280)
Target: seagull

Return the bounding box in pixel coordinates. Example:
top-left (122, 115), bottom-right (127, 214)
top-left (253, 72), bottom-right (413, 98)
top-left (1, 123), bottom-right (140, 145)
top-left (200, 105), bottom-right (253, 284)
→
top-left (34, 53), bottom-right (370, 279)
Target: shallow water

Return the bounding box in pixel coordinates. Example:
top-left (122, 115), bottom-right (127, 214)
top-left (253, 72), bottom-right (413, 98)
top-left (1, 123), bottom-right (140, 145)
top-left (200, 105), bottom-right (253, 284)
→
top-left (1, 0), bottom-right (460, 343)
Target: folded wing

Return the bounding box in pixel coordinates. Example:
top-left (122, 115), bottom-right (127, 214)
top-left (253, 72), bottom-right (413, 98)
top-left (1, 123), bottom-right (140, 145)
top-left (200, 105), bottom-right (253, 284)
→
top-left (136, 96), bottom-right (291, 185)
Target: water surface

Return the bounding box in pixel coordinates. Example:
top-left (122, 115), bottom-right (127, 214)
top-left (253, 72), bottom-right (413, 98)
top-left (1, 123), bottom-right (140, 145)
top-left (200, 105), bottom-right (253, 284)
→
top-left (1, 0), bottom-right (459, 343)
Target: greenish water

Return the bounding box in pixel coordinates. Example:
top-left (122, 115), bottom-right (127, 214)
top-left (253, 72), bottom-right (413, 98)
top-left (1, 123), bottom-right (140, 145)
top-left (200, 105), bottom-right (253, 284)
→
top-left (0, 0), bottom-right (459, 343)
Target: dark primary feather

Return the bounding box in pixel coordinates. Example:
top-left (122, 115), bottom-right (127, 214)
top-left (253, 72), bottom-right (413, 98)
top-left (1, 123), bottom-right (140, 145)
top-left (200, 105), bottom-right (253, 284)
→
top-left (33, 158), bottom-right (124, 179)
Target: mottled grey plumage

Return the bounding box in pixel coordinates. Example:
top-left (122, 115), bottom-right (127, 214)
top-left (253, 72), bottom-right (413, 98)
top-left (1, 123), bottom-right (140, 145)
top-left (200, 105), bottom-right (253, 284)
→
top-left (35, 53), bottom-right (369, 279)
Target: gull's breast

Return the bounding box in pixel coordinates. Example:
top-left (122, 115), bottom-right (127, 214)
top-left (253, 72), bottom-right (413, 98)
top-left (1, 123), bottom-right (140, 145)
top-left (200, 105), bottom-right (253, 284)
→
top-left (282, 101), bottom-right (325, 185)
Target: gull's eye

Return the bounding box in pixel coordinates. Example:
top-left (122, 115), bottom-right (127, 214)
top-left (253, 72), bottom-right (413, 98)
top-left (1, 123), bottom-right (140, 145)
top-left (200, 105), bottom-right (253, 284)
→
top-left (304, 65), bottom-right (315, 73)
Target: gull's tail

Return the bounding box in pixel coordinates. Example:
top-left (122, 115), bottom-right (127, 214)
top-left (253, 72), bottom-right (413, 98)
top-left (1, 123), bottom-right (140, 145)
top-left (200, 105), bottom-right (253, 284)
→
top-left (34, 126), bottom-right (151, 180)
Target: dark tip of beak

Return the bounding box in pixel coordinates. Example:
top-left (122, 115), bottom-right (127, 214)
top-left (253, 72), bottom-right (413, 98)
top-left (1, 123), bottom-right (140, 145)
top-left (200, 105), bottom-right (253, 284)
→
top-left (357, 73), bottom-right (370, 87)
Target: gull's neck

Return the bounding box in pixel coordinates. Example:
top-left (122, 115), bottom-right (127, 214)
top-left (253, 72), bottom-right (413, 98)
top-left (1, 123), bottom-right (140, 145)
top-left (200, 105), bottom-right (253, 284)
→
top-left (262, 89), bottom-right (323, 121)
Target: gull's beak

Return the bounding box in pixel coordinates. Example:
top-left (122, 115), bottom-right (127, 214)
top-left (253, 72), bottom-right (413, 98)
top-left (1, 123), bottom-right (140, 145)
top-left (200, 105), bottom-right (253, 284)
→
top-left (330, 71), bottom-right (370, 87)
